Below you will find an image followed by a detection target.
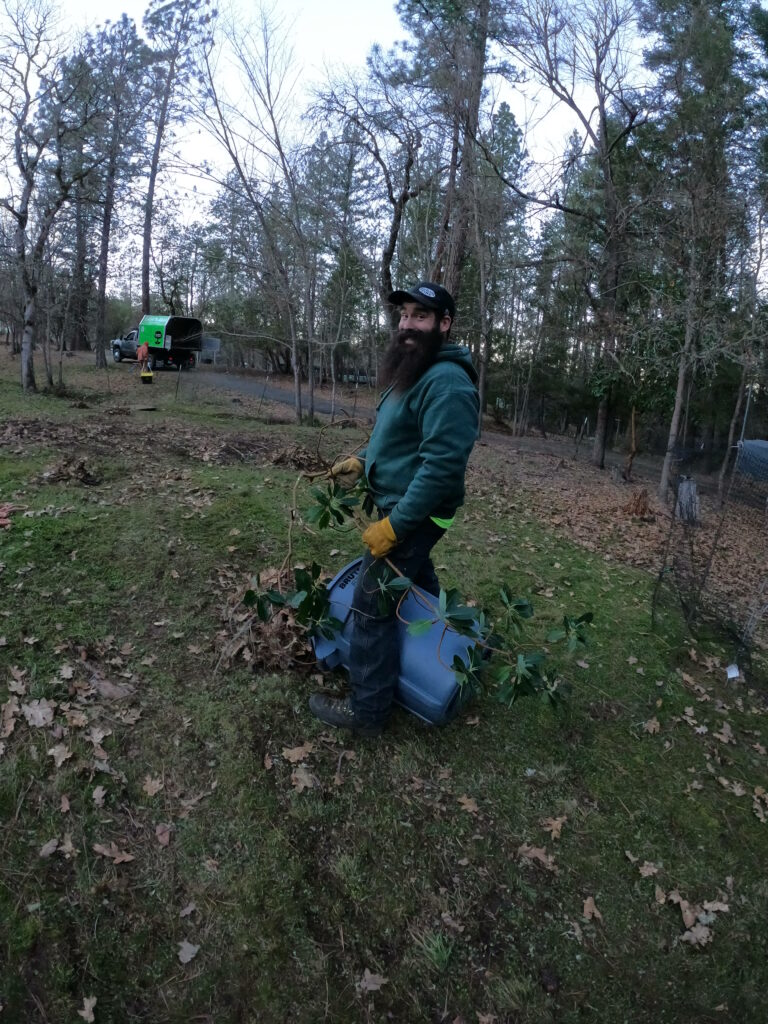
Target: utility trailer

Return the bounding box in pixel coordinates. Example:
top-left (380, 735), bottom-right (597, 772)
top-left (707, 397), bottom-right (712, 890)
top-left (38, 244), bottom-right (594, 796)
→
top-left (139, 314), bottom-right (202, 370)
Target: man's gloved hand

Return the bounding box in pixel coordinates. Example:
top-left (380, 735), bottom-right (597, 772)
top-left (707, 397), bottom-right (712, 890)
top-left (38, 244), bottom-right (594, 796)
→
top-left (329, 456), bottom-right (364, 490)
top-left (362, 517), bottom-right (398, 559)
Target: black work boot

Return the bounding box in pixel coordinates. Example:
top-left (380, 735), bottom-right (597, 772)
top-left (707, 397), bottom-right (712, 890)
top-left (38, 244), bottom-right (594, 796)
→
top-left (308, 694), bottom-right (384, 737)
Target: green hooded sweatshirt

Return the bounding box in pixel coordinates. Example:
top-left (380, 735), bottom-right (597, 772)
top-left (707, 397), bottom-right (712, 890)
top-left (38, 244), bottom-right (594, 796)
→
top-left (359, 343), bottom-right (479, 538)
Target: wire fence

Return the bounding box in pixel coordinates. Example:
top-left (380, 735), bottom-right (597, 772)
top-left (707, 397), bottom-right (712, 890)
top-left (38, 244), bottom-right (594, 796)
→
top-left (652, 393), bottom-right (768, 685)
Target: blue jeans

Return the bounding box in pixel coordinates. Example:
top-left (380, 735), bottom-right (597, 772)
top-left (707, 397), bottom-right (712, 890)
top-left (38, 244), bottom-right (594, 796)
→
top-left (349, 518), bottom-right (445, 725)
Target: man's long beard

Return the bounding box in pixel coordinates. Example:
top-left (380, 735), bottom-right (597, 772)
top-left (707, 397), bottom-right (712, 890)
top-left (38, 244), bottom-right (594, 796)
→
top-left (379, 327), bottom-right (444, 391)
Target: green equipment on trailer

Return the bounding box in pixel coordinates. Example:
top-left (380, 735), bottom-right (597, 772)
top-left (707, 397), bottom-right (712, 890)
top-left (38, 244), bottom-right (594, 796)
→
top-left (138, 315), bottom-right (202, 370)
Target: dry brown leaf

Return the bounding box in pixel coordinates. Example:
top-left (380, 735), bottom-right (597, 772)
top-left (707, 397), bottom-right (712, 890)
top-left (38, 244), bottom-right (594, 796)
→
top-left (290, 766), bottom-right (319, 792)
top-left (675, 900), bottom-right (698, 929)
top-left (48, 744), bottom-right (72, 768)
top-left (39, 838), bottom-right (59, 858)
top-left (22, 698), bottom-right (56, 727)
top-left (517, 843), bottom-right (558, 874)
top-left (655, 885), bottom-right (667, 904)
top-left (441, 911), bottom-right (465, 933)
top-left (703, 900), bottom-right (729, 913)
top-left (179, 902), bottom-right (196, 918)
top-left (93, 841), bottom-right (134, 864)
top-left (86, 725), bottom-right (112, 747)
top-left (263, 753), bottom-right (274, 770)
top-left (358, 968), bottom-right (388, 992)
top-left (178, 940), bottom-right (199, 964)
top-left (713, 721), bottom-right (735, 745)
top-left (638, 861), bottom-right (660, 877)
top-left (541, 815), bottom-right (567, 839)
top-left (458, 795), bottom-right (479, 814)
top-left (155, 823), bottom-right (173, 847)
top-left (681, 923), bottom-right (712, 946)
top-left (77, 996), bottom-right (97, 1022)
top-left (1, 696), bottom-right (19, 738)
top-left (142, 776), bottom-right (164, 797)
top-left (87, 666), bottom-right (134, 701)
top-left (282, 742), bottom-right (315, 763)
top-left (624, 849), bottom-right (638, 863)
top-left (643, 717), bottom-right (661, 735)
top-left (582, 896), bottom-right (603, 922)
top-left (60, 833), bottom-right (77, 859)
top-left (60, 794), bottom-right (70, 813)
top-left (92, 786), bottom-right (106, 807)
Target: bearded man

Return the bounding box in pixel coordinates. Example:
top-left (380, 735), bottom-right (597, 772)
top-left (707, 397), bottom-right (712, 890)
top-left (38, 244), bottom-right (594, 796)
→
top-left (309, 282), bottom-right (479, 736)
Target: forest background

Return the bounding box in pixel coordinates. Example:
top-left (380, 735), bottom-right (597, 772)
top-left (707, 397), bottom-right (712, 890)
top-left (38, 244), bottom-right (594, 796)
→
top-left (3, 0), bottom-right (768, 499)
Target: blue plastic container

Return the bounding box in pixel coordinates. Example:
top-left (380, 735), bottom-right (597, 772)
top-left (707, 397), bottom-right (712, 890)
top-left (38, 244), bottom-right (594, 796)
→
top-left (311, 558), bottom-right (478, 725)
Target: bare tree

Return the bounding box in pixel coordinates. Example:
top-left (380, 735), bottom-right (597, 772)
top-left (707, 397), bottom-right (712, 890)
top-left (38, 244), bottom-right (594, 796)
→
top-left (319, 50), bottom-right (440, 317)
top-left (195, 7), bottom-right (308, 420)
top-left (502, 0), bottom-right (643, 467)
top-left (0, 0), bottom-right (107, 390)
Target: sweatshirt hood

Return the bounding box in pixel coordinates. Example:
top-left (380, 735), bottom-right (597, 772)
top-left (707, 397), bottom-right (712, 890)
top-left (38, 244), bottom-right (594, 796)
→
top-left (435, 343), bottom-right (479, 384)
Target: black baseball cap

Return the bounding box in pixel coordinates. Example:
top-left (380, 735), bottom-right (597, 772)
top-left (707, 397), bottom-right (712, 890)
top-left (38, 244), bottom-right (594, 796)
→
top-left (389, 281), bottom-right (455, 320)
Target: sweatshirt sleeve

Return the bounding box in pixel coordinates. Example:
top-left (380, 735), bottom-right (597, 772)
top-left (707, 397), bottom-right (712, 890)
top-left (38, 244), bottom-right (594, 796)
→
top-left (388, 368), bottom-right (478, 538)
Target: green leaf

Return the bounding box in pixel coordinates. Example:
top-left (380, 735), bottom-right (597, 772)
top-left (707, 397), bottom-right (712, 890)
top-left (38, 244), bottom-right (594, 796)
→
top-left (407, 618), bottom-right (434, 637)
top-left (386, 576), bottom-right (413, 594)
top-left (294, 568), bottom-right (312, 592)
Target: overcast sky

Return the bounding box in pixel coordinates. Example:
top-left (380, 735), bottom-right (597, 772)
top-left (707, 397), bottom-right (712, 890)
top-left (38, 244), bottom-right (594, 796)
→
top-left (63, 0), bottom-right (405, 79)
top-left (56, 0), bottom-right (582, 216)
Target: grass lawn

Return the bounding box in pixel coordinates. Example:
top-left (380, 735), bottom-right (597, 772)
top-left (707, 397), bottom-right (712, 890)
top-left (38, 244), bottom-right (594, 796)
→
top-left (1, 351), bottom-right (766, 1023)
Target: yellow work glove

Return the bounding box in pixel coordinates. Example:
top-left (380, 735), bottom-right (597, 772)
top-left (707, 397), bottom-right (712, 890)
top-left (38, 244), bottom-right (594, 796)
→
top-left (329, 456), bottom-right (364, 490)
top-left (362, 517), bottom-right (398, 559)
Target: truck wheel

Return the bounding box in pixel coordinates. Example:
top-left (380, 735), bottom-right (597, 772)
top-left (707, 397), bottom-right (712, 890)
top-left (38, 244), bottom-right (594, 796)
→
top-left (148, 353), bottom-right (157, 371)
top-left (113, 347), bottom-right (122, 362)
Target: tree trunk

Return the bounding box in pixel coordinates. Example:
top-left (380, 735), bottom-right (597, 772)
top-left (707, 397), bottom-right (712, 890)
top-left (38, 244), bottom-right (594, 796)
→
top-left (142, 61), bottom-right (176, 315)
top-left (591, 393), bottom-right (610, 468)
top-left (623, 406), bottom-right (637, 480)
top-left (717, 362), bottom-right (748, 501)
top-left (431, 115), bottom-right (460, 281)
top-left (659, 245), bottom-right (698, 501)
top-left (67, 184), bottom-right (89, 351)
top-left (95, 150), bottom-right (118, 370)
top-left (20, 291), bottom-right (37, 392)
top-left (439, 0), bottom-right (490, 300)
top-left (658, 315), bottom-right (695, 501)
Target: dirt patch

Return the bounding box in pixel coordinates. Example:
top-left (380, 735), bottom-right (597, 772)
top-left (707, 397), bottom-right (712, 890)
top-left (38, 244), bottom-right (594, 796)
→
top-left (1, 415), bottom-right (285, 469)
top-left (469, 436), bottom-right (767, 645)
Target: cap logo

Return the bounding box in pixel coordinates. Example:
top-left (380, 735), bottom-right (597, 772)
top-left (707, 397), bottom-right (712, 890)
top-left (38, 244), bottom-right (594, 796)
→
top-left (419, 286), bottom-right (436, 298)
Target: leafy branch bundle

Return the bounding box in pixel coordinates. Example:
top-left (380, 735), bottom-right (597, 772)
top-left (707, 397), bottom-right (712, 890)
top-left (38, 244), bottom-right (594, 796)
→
top-left (238, 479), bottom-right (593, 708)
